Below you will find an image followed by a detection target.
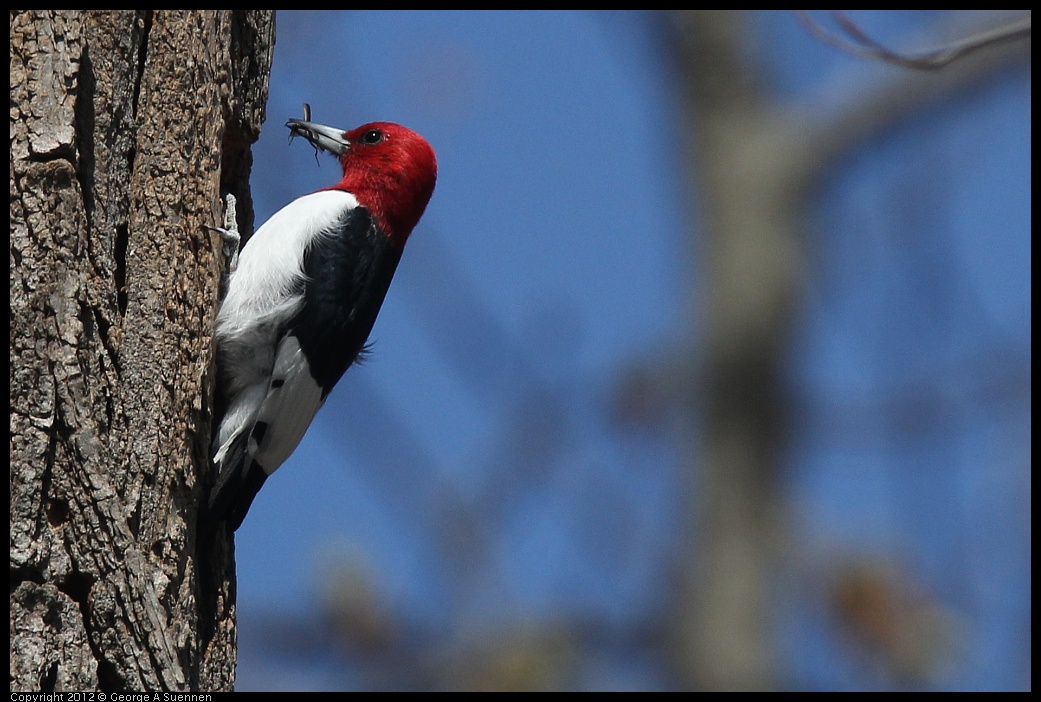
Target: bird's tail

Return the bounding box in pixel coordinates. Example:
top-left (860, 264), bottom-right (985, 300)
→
top-left (205, 432), bottom-right (268, 532)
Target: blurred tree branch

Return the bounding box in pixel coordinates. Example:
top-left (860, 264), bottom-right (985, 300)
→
top-left (624, 9), bottom-right (1030, 691)
top-left (796, 10), bottom-right (1030, 70)
top-left (791, 10), bottom-right (1032, 190)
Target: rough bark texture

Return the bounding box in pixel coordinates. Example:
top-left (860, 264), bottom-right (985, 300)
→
top-left (10, 10), bottom-right (274, 692)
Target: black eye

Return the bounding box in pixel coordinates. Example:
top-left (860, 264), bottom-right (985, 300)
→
top-left (360, 129), bottom-right (384, 145)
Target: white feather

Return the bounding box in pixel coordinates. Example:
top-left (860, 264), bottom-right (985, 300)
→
top-left (216, 189), bottom-right (359, 341)
top-left (212, 189), bottom-right (358, 476)
top-left (249, 335), bottom-right (325, 474)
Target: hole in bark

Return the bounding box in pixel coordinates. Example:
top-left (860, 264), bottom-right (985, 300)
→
top-left (46, 498), bottom-right (70, 527)
top-left (57, 570), bottom-right (92, 606)
top-left (115, 224), bottom-right (128, 317)
top-left (39, 661), bottom-right (58, 692)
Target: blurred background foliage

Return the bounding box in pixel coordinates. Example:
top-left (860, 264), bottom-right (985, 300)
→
top-left (233, 11), bottom-right (1030, 691)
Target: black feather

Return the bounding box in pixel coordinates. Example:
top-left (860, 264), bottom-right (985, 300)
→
top-left (207, 429), bottom-right (270, 533)
top-left (289, 206), bottom-right (401, 397)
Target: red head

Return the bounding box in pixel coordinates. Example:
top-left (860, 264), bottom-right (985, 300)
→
top-left (287, 118), bottom-right (437, 247)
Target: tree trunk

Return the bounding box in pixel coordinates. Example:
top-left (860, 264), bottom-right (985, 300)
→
top-left (666, 11), bottom-right (795, 691)
top-left (659, 10), bottom-right (1029, 691)
top-left (10, 10), bottom-right (274, 692)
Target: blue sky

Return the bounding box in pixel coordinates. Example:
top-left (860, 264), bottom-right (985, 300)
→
top-left (239, 10), bottom-right (688, 606)
top-left (229, 11), bottom-right (1030, 691)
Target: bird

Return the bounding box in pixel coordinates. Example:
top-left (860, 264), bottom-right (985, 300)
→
top-left (207, 115), bottom-right (437, 531)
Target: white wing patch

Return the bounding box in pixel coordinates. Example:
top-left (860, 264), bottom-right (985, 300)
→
top-left (216, 189), bottom-right (359, 339)
top-left (249, 334), bottom-right (326, 475)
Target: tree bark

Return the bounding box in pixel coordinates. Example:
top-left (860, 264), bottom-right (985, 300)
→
top-left (10, 10), bottom-right (274, 692)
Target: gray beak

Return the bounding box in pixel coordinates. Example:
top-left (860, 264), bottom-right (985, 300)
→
top-left (286, 119), bottom-right (350, 156)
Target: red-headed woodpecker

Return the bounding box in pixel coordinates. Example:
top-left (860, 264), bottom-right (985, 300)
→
top-left (208, 117), bottom-right (437, 531)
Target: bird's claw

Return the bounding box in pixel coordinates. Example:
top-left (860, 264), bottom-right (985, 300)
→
top-left (209, 194), bottom-right (240, 275)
